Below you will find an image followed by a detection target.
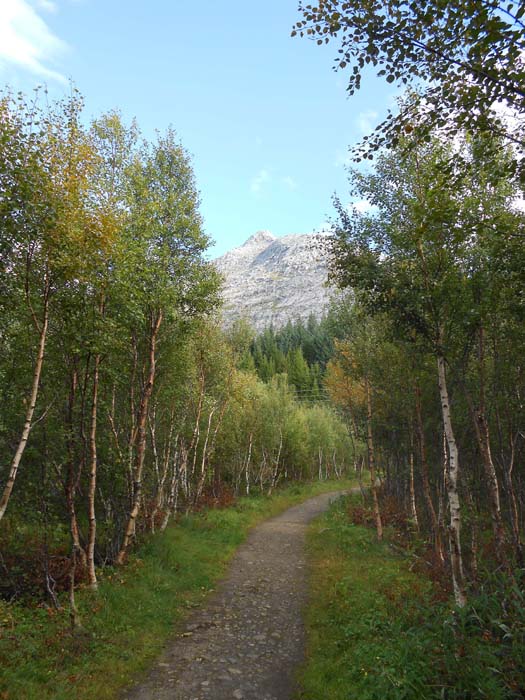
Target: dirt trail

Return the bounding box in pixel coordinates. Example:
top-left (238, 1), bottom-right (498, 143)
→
top-left (124, 491), bottom-right (346, 700)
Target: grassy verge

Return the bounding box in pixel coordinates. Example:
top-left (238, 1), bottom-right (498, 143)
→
top-left (0, 478), bottom-right (352, 700)
top-left (299, 495), bottom-right (525, 700)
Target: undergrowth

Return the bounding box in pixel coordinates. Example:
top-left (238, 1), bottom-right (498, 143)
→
top-left (299, 494), bottom-right (525, 700)
top-left (0, 478), bottom-right (352, 700)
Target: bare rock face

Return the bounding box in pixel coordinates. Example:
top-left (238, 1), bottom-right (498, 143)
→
top-left (214, 231), bottom-right (331, 331)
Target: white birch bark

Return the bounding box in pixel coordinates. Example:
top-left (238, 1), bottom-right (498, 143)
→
top-left (0, 282), bottom-right (50, 521)
top-left (437, 352), bottom-right (467, 607)
top-left (365, 377), bottom-right (383, 541)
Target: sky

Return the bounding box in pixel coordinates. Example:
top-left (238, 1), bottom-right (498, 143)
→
top-left (0, 0), bottom-right (395, 256)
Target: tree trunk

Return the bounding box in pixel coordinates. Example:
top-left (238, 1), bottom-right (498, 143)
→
top-left (365, 376), bottom-right (383, 541)
top-left (408, 422), bottom-right (419, 531)
top-left (194, 406), bottom-right (216, 506)
top-left (437, 350), bottom-right (467, 607)
top-left (505, 442), bottom-right (523, 566)
top-left (415, 384), bottom-right (445, 561)
top-left (126, 333), bottom-right (139, 507)
top-left (268, 429), bottom-right (283, 496)
top-left (245, 433), bottom-right (253, 495)
top-left (470, 326), bottom-right (507, 565)
top-left (0, 282), bottom-right (50, 521)
top-left (64, 364), bottom-right (87, 566)
top-left (87, 352), bottom-right (100, 588)
top-left (69, 545), bottom-right (82, 631)
top-left (151, 415), bottom-right (175, 532)
top-left (117, 310), bottom-right (162, 564)
top-left (464, 482), bottom-right (479, 583)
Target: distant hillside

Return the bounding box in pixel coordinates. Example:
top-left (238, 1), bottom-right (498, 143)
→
top-left (214, 231), bottom-right (332, 331)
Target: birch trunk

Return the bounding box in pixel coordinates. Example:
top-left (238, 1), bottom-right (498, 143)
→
top-left (64, 365), bottom-right (87, 566)
top-left (160, 439), bottom-right (182, 531)
top-left (117, 310), bottom-right (162, 564)
top-left (415, 384), bottom-right (445, 561)
top-left (245, 433), bottom-right (253, 495)
top-left (408, 422), bottom-right (419, 531)
top-left (0, 281), bottom-right (50, 521)
top-left (69, 545), bottom-right (82, 630)
top-left (437, 351), bottom-right (467, 607)
top-left (471, 326), bottom-right (507, 564)
top-left (87, 352), bottom-right (100, 588)
top-left (151, 416), bottom-right (175, 532)
top-left (268, 430), bottom-right (283, 496)
top-left (126, 334), bottom-right (138, 507)
top-left (504, 439), bottom-right (523, 566)
top-left (464, 483), bottom-right (479, 582)
top-left (188, 371), bottom-right (205, 489)
top-left (194, 406), bottom-right (216, 506)
top-left (365, 377), bottom-right (383, 541)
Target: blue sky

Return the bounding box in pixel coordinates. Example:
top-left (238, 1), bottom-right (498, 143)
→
top-left (0, 0), bottom-right (395, 256)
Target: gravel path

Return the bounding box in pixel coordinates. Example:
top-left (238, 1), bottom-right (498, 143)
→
top-left (124, 491), bottom-right (346, 700)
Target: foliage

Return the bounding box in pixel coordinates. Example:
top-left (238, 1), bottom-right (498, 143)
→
top-left (0, 480), bottom-right (355, 700)
top-left (301, 495), bottom-right (525, 700)
top-left (293, 0), bottom-right (525, 162)
top-left (250, 315), bottom-right (334, 399)
top-left (0, 88), bottom-right (355, 611)
top-left (324, 130), bottom-right (525, 605)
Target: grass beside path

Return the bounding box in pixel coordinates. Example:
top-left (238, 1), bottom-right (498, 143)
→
top-left (298, 494), bottom-right (432, 700)
top-left (0, 479), bottom-right (352, 700)
top-left (299, 494), bottom-right (525, 700)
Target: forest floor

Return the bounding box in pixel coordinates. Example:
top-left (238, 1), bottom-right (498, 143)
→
top-left (0, 481), bottom-right (355, 700)
top-left (298, 494), bottom-right (525, 700)
top-left (124, 491), bottom-right (348, 700)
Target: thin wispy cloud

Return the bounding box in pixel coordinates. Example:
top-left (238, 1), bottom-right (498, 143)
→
top-left (36, 0), bottom-right (58, 12)
top-left (356, 109), bottom-right (379, 134)
top-left (281, 175), bottom-right (298, 191)
top-left (250, 168), bottom-right (270, 194)
top-left (0, 0), bottom-right (68, 83)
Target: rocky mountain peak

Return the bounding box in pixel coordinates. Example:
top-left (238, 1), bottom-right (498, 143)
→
top-left (214, 231), bottom-right (332, 331)
top-left (242, 230), bottom-right (276, 248)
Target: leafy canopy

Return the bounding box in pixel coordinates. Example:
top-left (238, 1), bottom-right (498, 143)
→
top-left (293, 1), bottom-right (525, 158)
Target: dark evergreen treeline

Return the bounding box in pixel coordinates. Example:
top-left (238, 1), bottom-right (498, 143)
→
top-left (245, 315), bottom-right (336, 400)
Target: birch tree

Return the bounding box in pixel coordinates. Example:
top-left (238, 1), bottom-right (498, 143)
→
top-left (329, 134), bottom-right (523, 604)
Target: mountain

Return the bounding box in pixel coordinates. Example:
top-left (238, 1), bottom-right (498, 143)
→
top-left (214, 231), bottom-right (332, 331)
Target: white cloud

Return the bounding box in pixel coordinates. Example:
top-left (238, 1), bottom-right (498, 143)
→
top-left (36, 0), bottom-right (58, 12)
top-left (250, 168), bottom-right (270, 194)
top-left (345, 199), bottom-right (377, 216)
top-left (281, 175), bottom-right (298, 191)
top-left (250, 170), bottom-right (300, 195)
top-left (352, 199), bottom-right (374, 214)
top-left (0, 0), bottom-right (67, 82)
top-left (356, 109), bottom-right (379, 134)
